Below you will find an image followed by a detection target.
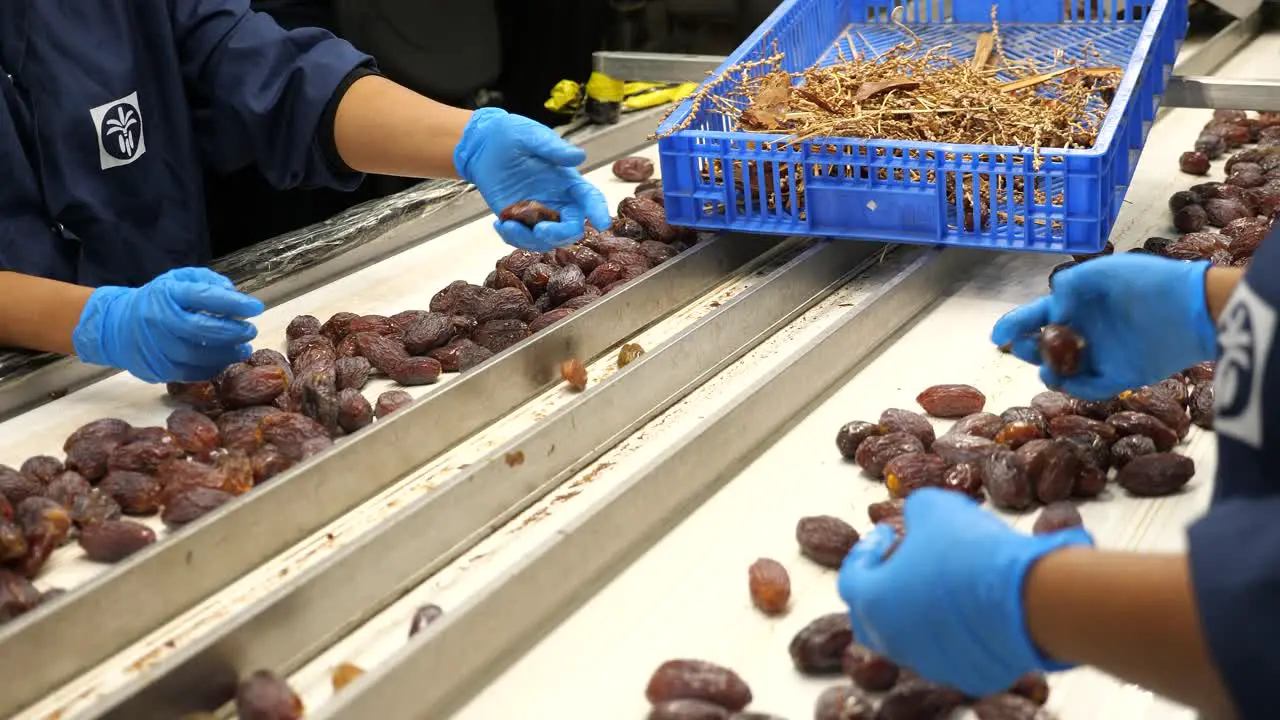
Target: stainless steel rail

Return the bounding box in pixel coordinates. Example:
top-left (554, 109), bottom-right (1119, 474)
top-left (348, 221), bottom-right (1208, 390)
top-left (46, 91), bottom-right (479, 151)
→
top-left (89, 236), bottom-right (885, 718)
top-left (316, 245), bottom-right (985, 720)
top-left (0, 231), bottom-right (780, 719)
top-left (0, 108), bottom-right (668, 422)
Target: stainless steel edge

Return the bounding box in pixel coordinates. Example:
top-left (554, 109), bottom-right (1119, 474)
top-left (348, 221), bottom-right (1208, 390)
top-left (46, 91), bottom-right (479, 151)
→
top-left (0, 110), bottom-right (666, 421)
top-left (592, 51), bottom-right (724, 83)
top-left (88, 237), bottom-right (883, 719)
top-left (1163, 75), bottom-right (1280, 110)
top-left (1204, 0), bottom-right (1261, 21)
top-left (1169, 11), bottom-right (1263, 80)
top-left (316, 245), bottom-right (985, 720)
top-left (0, 232), bottom-right (780, 719)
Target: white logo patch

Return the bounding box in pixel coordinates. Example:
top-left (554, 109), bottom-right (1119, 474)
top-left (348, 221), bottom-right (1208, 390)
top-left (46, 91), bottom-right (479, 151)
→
top-left (1214, 279), bottom-right (1276, 449)
top-left (89, 91), bottom-right (146, 169)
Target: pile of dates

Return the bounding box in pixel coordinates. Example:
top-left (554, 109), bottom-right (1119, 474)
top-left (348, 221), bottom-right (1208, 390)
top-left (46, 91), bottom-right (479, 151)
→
top-left (0, 169), bottom-right (695, 629)
top-left (835, 360), bottom-right (1212, 513)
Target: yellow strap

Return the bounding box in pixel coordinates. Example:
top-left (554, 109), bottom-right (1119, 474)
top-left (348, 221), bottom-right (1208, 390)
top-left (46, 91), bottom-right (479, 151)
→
top-left (544, 79), bottom-right (583, 113)
top-left (585, 71), bottom-right (626, 103)
top-left (622, 82), bottom-right (698, 110)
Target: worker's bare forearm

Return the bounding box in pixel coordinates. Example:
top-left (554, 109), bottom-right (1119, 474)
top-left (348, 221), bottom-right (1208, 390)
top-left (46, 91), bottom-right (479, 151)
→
top-left (332, 75), bottom-right (472, 179)
top-left (1205, 266), bottom-right (1244, 322)
top-left (1024, 548), bottom-right (1235, 718)
top-left (0, 271), bottom-right (91, 355)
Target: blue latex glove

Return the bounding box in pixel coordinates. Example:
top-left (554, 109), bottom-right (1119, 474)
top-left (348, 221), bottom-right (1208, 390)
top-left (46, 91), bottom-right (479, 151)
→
top-left (991, 254), bottom-right (1217, 400)
top-left (838, 489), bottom-right (1093, 697)
top-left (454, 108), bottom-right (612, 252)
top-left (72, 267), bottom-right (264, 383)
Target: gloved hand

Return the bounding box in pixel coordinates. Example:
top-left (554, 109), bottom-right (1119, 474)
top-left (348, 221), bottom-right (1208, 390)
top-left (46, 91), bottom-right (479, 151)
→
top-left (838, 489), bottom-right (1093, 697)
top-left (991, 254), bottom-right (1217, 400)
top-left (454, 108), bottom-right (612, 252)
top-left (72, 267), bottom-right (264, 383)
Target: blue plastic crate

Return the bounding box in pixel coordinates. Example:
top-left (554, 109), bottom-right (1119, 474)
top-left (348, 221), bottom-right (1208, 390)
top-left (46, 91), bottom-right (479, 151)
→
top-left (654, 0), bottom-right (1187, 254)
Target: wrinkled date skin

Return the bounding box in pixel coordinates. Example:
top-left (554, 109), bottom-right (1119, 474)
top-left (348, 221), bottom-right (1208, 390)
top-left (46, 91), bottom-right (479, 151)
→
top-left (375, 390), bottom-right (414, 419)
top-left (78, 519), bottom-right (156, 563)
top-left (166, 409), bottom-right (221, 457)
top-left (950, 412), bottom-right (1004, 439)
top-left (1110, 434), bottom-right (1156, 470)
top-left (98, 471), bottom-right (163, 515)
top-left (789, 612), bottom-right (853, 675)
top-left (161, 487), bottom-right (234, 528)
top-left (942, 462), bottom-right (985, 500)
top-left (0, 569), bottom-right (41, 624)
top-left (854, 432), bottom-right (925, 478)
top-left (747, 558), bottom-right (790, 615)
top-left (1033, 501), bottom-right (1084, 535)
top-left (166, 381), bottom-right (222, 413)
top-left (645, 659), bottom-right (753, 711)
top-left (884, 452), bottom-right (948, 499)
top-left (648, 699), bottom-right (730, 720)
top-left (235, 670), bottom-right (304, 720)
top-left (1119, 388), bottom-right (1191, 438)
top-left (875, 680), bottom-right (967, 720)
top-left (842, 643), bottom-right (900, 692)
top-left (982, 449), bottom-right (1033, 510)
top-left (878, 408), bottom-right (935, 448)
top-left (835, 421), bottom-right (882, 460)
top-left (867, 499), bottom-right (903, 523)
top-left (1106, 411), bottom-right (1178, 451)
top-left (995, 420), bottom-right (1048, 450)
top-left (219, 365), bottom-right (290, 408)
top-left (337, 389), bottom-right (375, 434)
top-left (499, 200), bottom-right (561, 228)
top-left (612, 156), bottom-right (655, 182)
top-left (931, 433), bottom-right (997, 466)
top-left (796, 515), bottom-right (859, 569)
top-left (0, 517), bottom-right (26, 563)
top-left (388, 356), bottom-right (443, 386)
top-left (408, 603), bottom-right (444, 637)
top-left (0, 466), bottom-right (44, 506)
top-left (1029, 440), bottom-right (1081, 504)
top-left (429, 339), bottom-right (494, 373)
top-left (20, 456), bottom-right (63, 485)
top-left (108, 435), bottom-right (183, 475)
top-left (334, 356), bottom-right (372, 391)
top-left (814, 684), bottom-right (875, 720)
top-left (1039, 325), bottom-right (1086, 377)
top-left (1189, 384), bottom-right (1215, 429)
top-left (916, 384), bottom-right (986, 418)
top-left (16, 497), bottom-right (71, 577)
top-left (1010, 672), bottom-right (1051, 705)
top-left (1030, 391), bottom-right (1078, 420)
top-left (1117, 453), bottom-right (1195, 497)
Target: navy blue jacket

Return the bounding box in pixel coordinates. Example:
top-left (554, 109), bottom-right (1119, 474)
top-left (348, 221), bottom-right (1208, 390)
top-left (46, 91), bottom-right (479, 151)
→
top-left (0, 0), bottom-right (373, 288)
top-left (1189, 222), bottom-right (1280, 718)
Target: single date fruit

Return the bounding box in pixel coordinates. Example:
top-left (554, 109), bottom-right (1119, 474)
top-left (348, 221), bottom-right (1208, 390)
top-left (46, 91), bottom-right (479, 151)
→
top-left (375, 390), bottom-right (413, 418)
top-left (1039, 325), bottom-right (1085, 376)
top-left (795, 515), bottom-right (859, 569)
top-left (854, 432), bottom-right (925, 478)
top-left (1106, 411), bottom-right (1178, 451)
top-left (645, 659), bottom-right (752, 711)
top-left (1179, 150), bottom-right (1210, 175)
top-left (612, 156), bottom-right (655, 182)
top-left (78, 519), bottom-right (156, 563)
top-left (981, 449), bottom-right (1033, 511)
top-left (842, 644), bottom-right (900, 692)
top-left (878, 408), bottom-right (935, 448)
top-left (747, 558), bottom-right (790, 615)
top-left (561, 358), bottom-right (588, 391)
top-left (789, 612), bottom-right (853, 675)
top-left (1117, 453), bottom-right (1195, 496)
top-left (950, 412), bottom-right (1004, 439)
top-left (875, 680), bottom-right (966, 720)
top-left (835, 421), bottom-right (881, 460)
top-left (916, 384), bottom-right (985, 417)
top-left (884, 452), bottom-right (948, 499)
top-left (1033, 501), bottom-right (1084, 535)
top-left (499, 200), bottom-right (560, 228)
top-left (235, 670), bottom-right (304, 720)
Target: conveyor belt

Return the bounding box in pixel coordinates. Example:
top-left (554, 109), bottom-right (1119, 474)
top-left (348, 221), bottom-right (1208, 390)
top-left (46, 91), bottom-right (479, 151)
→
top-left (0, 15), bottom-right (1269, 720)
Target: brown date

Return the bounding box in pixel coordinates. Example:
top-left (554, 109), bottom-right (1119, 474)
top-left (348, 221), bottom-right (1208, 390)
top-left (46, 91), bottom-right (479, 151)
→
top-left (994, 421), bottom-right (1046, 450)
top-left (916, 384), bottom-right (986, 418)
top-left (286, 314), bottom-right (321, 339)
top-left (950, 412), bottom-right (1004, 439)
top-left (476, 287), bottom-right (535, 323)
top-left (972, 694), bottom-right (1057, 720)
top-left (166, 408), bottom-right (220, 457)
top-left (981, 449), bottom-right (1033, 510)
top-left (473, 318), bottom-right (531, 353)
top-left (166, 381), bottom-right (222, 413)
top-left (1189, 383), bottom-right (1214, 429)
top-left (291, 338), bottom-right (337, 372)
top-left (1119, 387), bottom-right (1191, 438)
top-left (106, 436), bottom-right (183, 475)
top-left (219, 365), bottom-right (289, 408)
top-left (1106, 411), bottom-right (1178, 451)
top-left (0, 466), bottom-right (43, 506)
top-left (1179, 150), bottom-right (1210, 175)
top-left (835, 421), bottom-right (882, 460)
top-left (389, 356), bottom-right (443, 386)
top-left (790, 612), bottom-right (853, 675)
top-left (16, 497), bottom-right (71, 577)
top-left (319, 311), bottom-right (359, 343)
top-left (0, 570), bottom-right (41, 624)
top-left (522, 263), bottom-right (556, 296)
top-left (251, 445), bottom-right (294, 484)
top-left (1039, 324), bottom-right (1085, 377)
top-left (1024, 439), bottom-right (1081, 504)
top-left (333, 356), bottom-right (372, 391)
top-left (19, 456), bottom-right (63, 485)
top-left (347, 314), bottom-right (400, 338)
top-left (409, 603), bottom-right (444, 637)
top-left (854, 432), bottom-right (925, 478)
top-left (1030, 391), bottom-right (1078, 420)
top-left (528, 308), bottom-right (576, 333)
top-left (1047, 414), bottom-right (1117, 444)
top-left (842, 643), bottom-right (900, 692)
top-left (546, 264), bottom-right (589, 306)
top-left (867, 499), bottom-right (903, 523)
top-left (1109, 433), bottom-right (1156, 470)
top-left (878, 408), bottom-right (935, 448)
top-left (330, 662), bottom-right (364, 692)
top-left (0, 517), bottom-right (26, 562)
top-left (648, 700), bottom-right (729, 720)
top-left (375, 390), bottom-right (413, 418)
top-left (68, 489), bottom-right (122, 528)
top-left (78, 519), bottom-right (156, 563)
top-left (1204, 198), bottom-right (1252, 227)
top-left (587, 260), bottom-right (626, 288)
top-left (555, 244), bottom-right (606, 275)
top-left (884, 452), bottom-right (948, 499)
top-left (1010, 672), bottom-right (1051, 705)
top-left (645, 659), bottom-right (752, 711)
top-left (747, 558), bottom-right (790, 615)
top-left (430, 280), bottom-right (493, 317)
top-left (65, 417), bottom-right (132, 449)
top-left (561, 358), bottom-right (588, 391)
top-left (606, 216), bottom-right (646, 240)
top-left (402, 313), bottom-right (457, 356)
top-left (612, 156), bottom-right (655, 182)
top-left (156, 458), bottom-right (231, 501)
top-left (0, 493), bottom-right (9, 520)
top-left (499, 200), bottom-right (560, 228)
top-left (1000, 406), bottom-right (1048, 432)
top-left (619, 196), bottom-right (686, 244)
top-left (814, 684), bottom-right (875, 720)
top-left (497, 248), bottom-right (544, 276)
top-left (1184, 361), bottom-right (1216, 383)
top-left (618, 342), bottom-right (646, 367)
top-left (796, 515), bottom-right (859, 569)
top-left (99, 470), bottom-right (163, 515)
top-left (429, 339), bottom-right (494, 372)
top-left (639, 240), bottom-right (679, 265)
top-left (236, 670), bottom-right (304, 720)
top-left (353, 331), bottom-right (409, 375)
top-left (161, 487), bottom-right (234, 528)
top-left (1117, 453), bottom-right (1195, 497)
top-left (1033, 501), bottom-right (1084, 535)
top-left (942, 462), bottom-right (985, 499)
top-left (931, 432), bottom-right (997, 465)
top-left (1074, 397), bottom-right (1121, 421)
top-left (261, 413), bottom-right (331, 461)
top-left (337, 389), bottom-right (375, 434)
top-left (217, 406), bottom-right (280, 454)
top-left (875, 680), bottom-right (966, 720)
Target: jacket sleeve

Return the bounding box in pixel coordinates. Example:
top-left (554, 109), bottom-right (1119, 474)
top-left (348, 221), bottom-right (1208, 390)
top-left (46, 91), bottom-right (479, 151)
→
top-left (1187, 496), bottom-right (1280, 718)
top-left (168, 0), bottom-right (375, 190)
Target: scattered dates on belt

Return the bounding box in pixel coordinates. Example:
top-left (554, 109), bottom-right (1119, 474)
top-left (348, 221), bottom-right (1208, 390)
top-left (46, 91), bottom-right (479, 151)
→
top-left (0, 177), bottom-right (699, 629)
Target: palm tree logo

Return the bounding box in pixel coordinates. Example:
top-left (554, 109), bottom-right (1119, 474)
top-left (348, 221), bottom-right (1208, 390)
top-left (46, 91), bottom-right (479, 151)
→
top-left (104, 105), bottom-right (138, 158)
